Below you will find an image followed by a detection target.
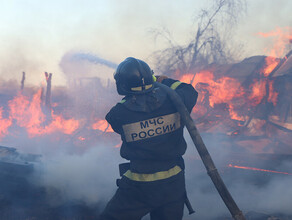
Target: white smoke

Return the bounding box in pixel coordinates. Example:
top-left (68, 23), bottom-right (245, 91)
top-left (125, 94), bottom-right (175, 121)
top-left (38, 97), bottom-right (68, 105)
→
top-left (19, 126), bottom-right (291, 219)
top-left (34, 143), bottom-right (124, 207)
top-left (182, 131), bottom-right (292, 219)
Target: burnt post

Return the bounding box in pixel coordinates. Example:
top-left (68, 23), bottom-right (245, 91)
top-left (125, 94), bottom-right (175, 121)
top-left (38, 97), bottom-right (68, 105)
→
top-left (44, 72), bottom-right (52, 111)
top-left (21, 72), bottom-right (25, 91)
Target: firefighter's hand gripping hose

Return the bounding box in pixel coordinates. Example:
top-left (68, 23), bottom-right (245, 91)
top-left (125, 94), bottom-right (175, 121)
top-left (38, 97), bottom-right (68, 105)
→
top-left (154, 82), bottom-right (247, 220)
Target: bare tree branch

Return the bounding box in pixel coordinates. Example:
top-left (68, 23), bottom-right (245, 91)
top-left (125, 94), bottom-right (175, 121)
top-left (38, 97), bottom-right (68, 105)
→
top-left (151, 0), bottom-right (246, 75)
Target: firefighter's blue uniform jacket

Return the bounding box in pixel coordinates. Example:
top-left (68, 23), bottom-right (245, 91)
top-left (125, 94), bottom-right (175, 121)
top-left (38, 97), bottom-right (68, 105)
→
top-left (100, 78), bottom-right (198, 220)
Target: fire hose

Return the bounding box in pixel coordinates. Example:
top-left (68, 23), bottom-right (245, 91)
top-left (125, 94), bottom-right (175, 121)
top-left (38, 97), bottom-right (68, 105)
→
top-left (155, 82), bottom-right (246, 220)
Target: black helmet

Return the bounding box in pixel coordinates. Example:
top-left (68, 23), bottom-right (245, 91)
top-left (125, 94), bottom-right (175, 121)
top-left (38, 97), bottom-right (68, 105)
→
top-left (114, 57), bottom-right (154, 95)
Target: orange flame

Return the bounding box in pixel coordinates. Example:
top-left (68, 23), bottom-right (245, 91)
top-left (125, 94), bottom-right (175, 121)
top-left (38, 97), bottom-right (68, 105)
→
top-left (78, 136), bottom-right (86, 141)
top-left (180, 71), bottom-right (245, 120)
top-left (92, 119), bottom-right (114, 133)
top-left (6, 89), bottom-right (79, 138)
top-left (44, 114), bottom-right (79, 135)
top-left (0, 107), bottom-right (12, 139)
top-left (267, 80), bottom-right (278, 106)
top-left (262, 56), bottom-right (280, 77)
top-left (228, 105), bottom-right (245, 121)
top-left (257, 27), bottom-right (291, 77)
top-left (228, 164), bottom-right (292, 175)
top-left (8, 90), bottom-right (45, 133)
top-left (114, 141), bottom-right (122, 148)
top-left (248, 78), bottom-right (278, 106)
top-left (257, 27), bottom-right (292, 58)
top-left (181, 71), bottom-right (245, 106)
top-left (248, 79), bottom-right (267, 106)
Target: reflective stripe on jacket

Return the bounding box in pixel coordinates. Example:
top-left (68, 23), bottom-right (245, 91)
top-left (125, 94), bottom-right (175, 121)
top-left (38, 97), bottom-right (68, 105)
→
top-left (124, 165), bottom-right (182, 182)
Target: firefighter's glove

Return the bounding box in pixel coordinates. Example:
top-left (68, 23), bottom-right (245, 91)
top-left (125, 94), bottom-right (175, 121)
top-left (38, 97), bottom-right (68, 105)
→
top-left (155, 75), bottom-right (168, 83)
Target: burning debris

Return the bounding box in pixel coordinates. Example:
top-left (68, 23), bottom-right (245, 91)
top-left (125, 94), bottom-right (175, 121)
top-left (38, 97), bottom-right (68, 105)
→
top-left (0, 145), bottom-right (39, 219)
top-left (1, 50), bottom-right (291, 152)
top-left (177, 47), bottom-right (292, 156)
top-left (228, 164), bottom-right (292, 176)
top-left (0, 145), bottom-right (40, 175)
top-left (0, 145), bottom-right (105, 219)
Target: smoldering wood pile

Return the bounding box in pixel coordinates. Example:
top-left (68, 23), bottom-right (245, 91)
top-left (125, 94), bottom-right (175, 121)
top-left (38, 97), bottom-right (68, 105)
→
top-left (0, 145), bottom-right (101, 220)
top-left (192, 51), bottom-right (292, 156)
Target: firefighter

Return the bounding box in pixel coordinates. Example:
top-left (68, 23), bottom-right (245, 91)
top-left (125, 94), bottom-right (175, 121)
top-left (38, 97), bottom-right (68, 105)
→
top-left (100, 57), bottom-right (198, 220)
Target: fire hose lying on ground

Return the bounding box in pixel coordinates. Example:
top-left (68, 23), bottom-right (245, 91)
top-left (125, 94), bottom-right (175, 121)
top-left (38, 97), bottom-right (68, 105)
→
top-left (155, 82), bottom-right (246, 220)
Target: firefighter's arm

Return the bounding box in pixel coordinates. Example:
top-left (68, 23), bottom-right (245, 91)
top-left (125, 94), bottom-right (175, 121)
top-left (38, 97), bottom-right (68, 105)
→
top-left (156, 76), bottom-right (198, 112)
top-left (105, 106), bottom-right (122, 134)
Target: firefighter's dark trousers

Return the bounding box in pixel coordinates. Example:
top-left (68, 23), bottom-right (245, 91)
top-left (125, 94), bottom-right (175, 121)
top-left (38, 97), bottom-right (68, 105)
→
top-left (99, 171), bottom-right (186, 220)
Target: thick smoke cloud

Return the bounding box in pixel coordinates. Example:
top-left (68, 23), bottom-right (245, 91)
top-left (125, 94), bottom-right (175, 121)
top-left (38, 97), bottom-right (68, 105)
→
top-left (20, 128), bottom-right (291, 219)
top-left (182, 132), bottom-right (292, 219)
top-left (34, 144), bottom-right (124, 206)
